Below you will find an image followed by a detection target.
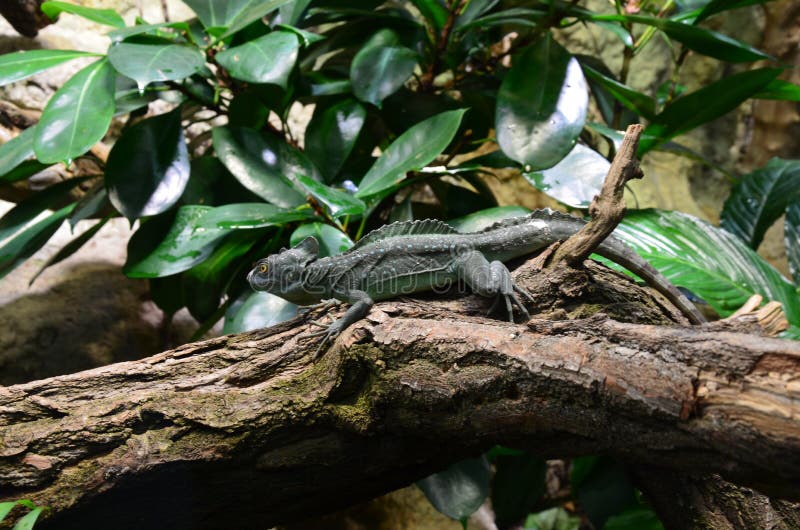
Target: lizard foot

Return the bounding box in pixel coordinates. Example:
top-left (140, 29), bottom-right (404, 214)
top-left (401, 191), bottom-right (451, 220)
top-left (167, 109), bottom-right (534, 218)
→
top-left (300, 319), bottom-right (347, 357)
top-left (299, 298), bottom-right (343, 315)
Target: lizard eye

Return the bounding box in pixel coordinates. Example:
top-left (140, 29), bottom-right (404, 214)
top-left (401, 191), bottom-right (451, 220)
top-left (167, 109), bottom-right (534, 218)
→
top-left (259, 263), bottom-right (268, 273)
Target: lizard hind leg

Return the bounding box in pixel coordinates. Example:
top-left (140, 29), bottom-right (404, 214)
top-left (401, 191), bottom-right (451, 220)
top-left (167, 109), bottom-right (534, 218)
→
top-left (453, 251), bottom-right (531, 323)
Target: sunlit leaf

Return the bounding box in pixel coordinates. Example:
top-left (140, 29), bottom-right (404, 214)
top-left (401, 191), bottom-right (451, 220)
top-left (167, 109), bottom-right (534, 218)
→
top-left (108, 43), bottom-right (205, 87)
top-left (183, 0), bottom-right (291, 37)
top-left (523, 143), bottom-right (608, 207)
top-left (290, 222), bottom-right (353, 257)
top-left (106, 107), bottom-right (190, 219)
top-left (213, 125), bottom-right (321, 207)
top-left (0, 49), bottom-right (100, 86)
top-left (0, 177), bottom-right (88, 242)
top-left (356, 109), bottom-right (466, 199)
top-left (107, 21), bottom-right (191, 43)
top-left (223, 291), bottom-right (297, 334)
top-left (614, 209), bottom-right (800, 324)
top-left (0, 204), bottom-right (73, 279)
top-left (524, 508), bottom-right (581, 530)
top-left (33, 58), bottom-right (116, 164)
top-left (496, 35), bottom-right (588, 170)
top-left (0, 127), bottom-right (36, 177)
top-left (720, 158), bottom-right (800, 249)
top-left (216, 31), bottom-right (299, 87)
top-left (754, 78), bottom-right (800, 101)
top-left (350, 29), bottom-right (418, 107)
top-left (417, 457), bottom-right (491, 522)
top-left (305, 98), bottom-right (366, 181)
top-left (41, 1), bottom-right (124, 27)
top-left (294, 174), bottom-right (365, 217)
top-left (11, 506), bottom-right (44, 530)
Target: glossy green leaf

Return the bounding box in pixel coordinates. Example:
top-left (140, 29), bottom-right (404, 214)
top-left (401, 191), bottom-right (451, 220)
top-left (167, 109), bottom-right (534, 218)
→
top-left (581, 64), bottom-right (656, 120)
top-left (295, 174), bottom-right (365, 217)
top-left (417, 457), bottom-right (491, 522)
top-left (0, 127), bottom-right (36, 177)
top-left (0, 177), bottom-right (88, 242)
top-left (182, 156), bottom-right (262, 206)
top-left (496, 36), bottom-right (588, 170)
top-left (447, 206), bottom-right (530, 233)
top-left (125, 203), bottom-right (309, 278)
top-left (350, 29), bottom-right (418, 107)
top-left (184, 231), bottom-right (256, 322)
top-left (69, 186), bottom-right (109, 227)
top-left (604, 507), bottom-right (665, 530)
top-left (640, 67), bottom-right (781, 153)
top-left (41, 1), bottom-right (124, 27)
top-left (279, 0), bottom-right (312, 26)
top-left (107, 21), bottom-right (190, 43)
top-left (108, 43), bottom-right (205, 87)
top-left (614, 209), bottom-right (800, 324)
top-left (0, 204), bottom-right (72, 279)
top-left (356, 108), bottom-right (466, 199)
top-left (785, 203), bottom-right (800, 286)
top-left (492, 453), bottom-right (547, 528)
top-left (106, 107), bottom-right (190, 219)
top-left (456, 8), bottom-right (547, 32)
top-left (0, 502), bottom-right (15, 522)
top-left (454, 0), bottom-right (498, 28)
top-left (410, 0), bottom-right (448, 30)
top-left (213, 126), bottom-right (321, 207)
top-left (290, 222), bottom-right (352, 257)
top-left (30, 217), bottom-right (108, 285)
top-left (754, 78), bottom-right (800, 101)
top-left (33, 58), bottom-right (116, 164)
top-left (216, 31), bottom-right (299, 87)
top-left (590, 14), bottom-right (771, 62)
top-left (695, 0), bottom-right (778, 23)
top-left (720, 158), bottom-right (800, 249)
top-left (274, 24), bottom-right (324, 47)
top-left (305, 99), bottom-right (366, 181)
top-left (11, 506), bottom-right (44, 530)
top-left (0, 49), bottom-right (100, 87)
top-left (523, 143), bottom-right (608, 207)
top-left (1, 160), bottom-right (50, 183)
top-left (223, 291), bottom-right (297, 334)
top-left (184, 0), bottom-right (291, 37)
top-left (524, 508), bottom-right (581, 530)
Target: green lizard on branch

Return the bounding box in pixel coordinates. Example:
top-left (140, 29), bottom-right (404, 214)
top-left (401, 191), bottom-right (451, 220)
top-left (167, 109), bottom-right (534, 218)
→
top-left (247, 209), bottom-right (705, 349)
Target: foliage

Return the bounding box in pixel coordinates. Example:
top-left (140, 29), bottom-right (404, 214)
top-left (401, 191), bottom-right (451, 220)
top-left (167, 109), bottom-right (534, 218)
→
top-left (0, 499), bottom-right (45, 529)
top-left (0, 0), bottom-right (799, 527)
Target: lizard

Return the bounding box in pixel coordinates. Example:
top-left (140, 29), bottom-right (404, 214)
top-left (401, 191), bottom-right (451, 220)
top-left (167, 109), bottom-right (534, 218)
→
top-left (247, 209), bottom-right (705, 348)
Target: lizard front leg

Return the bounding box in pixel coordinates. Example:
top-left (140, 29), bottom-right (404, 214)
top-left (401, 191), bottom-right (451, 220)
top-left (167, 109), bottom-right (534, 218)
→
top-left (303, 289), bottom-right (374, 355)
top-left (452, 251), bottom-right (532, 322)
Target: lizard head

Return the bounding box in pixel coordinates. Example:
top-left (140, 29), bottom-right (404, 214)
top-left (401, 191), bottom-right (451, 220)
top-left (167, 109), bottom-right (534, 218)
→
top-left (247, 236), bottom-right (320, 295)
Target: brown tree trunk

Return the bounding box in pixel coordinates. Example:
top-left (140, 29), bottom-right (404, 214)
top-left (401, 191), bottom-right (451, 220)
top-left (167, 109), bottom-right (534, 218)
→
top-left (1, 258), bottom-right (799, 530)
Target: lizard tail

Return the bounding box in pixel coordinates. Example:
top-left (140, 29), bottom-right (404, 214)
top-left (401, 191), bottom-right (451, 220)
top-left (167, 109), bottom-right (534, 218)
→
top-left (595, 237), bottom-right (707, 325)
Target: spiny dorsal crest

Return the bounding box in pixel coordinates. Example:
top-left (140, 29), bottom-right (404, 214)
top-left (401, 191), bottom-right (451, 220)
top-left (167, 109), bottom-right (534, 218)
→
top-left (476, 208), bottom-right (581, 233)
top-left (350, 219), bottom-right (459, 250)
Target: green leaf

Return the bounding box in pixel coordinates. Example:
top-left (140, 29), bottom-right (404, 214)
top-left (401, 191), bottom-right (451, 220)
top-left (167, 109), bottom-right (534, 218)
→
top-left (279, 0), bottom-right (312, 26)
top-left (447, 206), bottom-right (530, 233)
top-left (720, 158), bottom-right (800, 249)
top-left (456, 8), bottom-right (547, 33)
top-left (417, 457), bottom-right (491, 522)
top-left (581, 64), bottom-right (656, 120)
top-left (614, 209), bottom-right (800, 325)
top-left (294, 174), bottom-right (365, 217)
top-left (0, 177), bottom-right (88, 242)
top-left (785, 202), bottom-right (800, 286)
top-left (604, 507), bottom-right (665, 530)
top-left (355, 108), bottom-right (466, 199)
top-left (30, 217), bottom-right (109, 285)
top-left (69, 186), bottom-right (109, 227)
top-left (213, 126), bottom-right (321, 208)
top-left (0, 204), bottom-right (73, 279)
top-left (290, 222), bottom-right (353, 257)
top-left (454, 0), bottom-right (499, 28)
top-left (0, 127), bottom-right (36, 177)
top-left (492, 453), bottom-right (547, 528)
top-left (33, 58), bottom-right (116, 164)
top-left (305, 99), bottom-right (366, 181)
top-left (410, 0), bottom-right (448, 30)
top-left (590, 14), bottom-right (772, 62)
top-left (125, 203), bottom-right (309, 278)
top-left (105, 107), bottom-right (190, 219)
top-left (184, 231), bottom-right (256, 321)
top-left (228, 90), bottom-right (269, 130)
top-left (695, 0), bottom-right (778, 23)
top-left (183, 0), bottom-right (291, 37)
top-left (107, 21), bottom-right (191, 43)
top-left (640, 67), bottom-right (781, 153)
top-left (12, 506), bottom-right (44, 530)
top-left (0, 502), bottom-right (15, 522)
top-left (41, 1), bottom-right (124, 27)
top-left (523, 143), bottom-right (608, 207)
top-left (524, 508), bottom-right (581, 530)
top-left (223, 291), bottom-right (297, 334)
top-left (496, 36), bottom-right (588, 170)
top-left (754, 78), bottom-right (800, 101)
top-left (0, 49), bottom-right (101, 87)
top-left (350, 29), bottom-right (418, 107)
top-left (216, 31), bottom-right (299, 87)
top-left (108, 43), bottom-right (205, 88)
top-left (573, 457), bottom-right (637, 529)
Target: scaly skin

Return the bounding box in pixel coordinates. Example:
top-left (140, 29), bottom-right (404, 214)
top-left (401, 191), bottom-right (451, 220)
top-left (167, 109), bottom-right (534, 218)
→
top-left (247, 210), bottom-right (705, 348)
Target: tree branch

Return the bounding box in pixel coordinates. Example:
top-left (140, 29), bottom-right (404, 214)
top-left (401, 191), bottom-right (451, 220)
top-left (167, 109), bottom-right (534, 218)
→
top-left (1, 260), bottom-right (798, 530)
